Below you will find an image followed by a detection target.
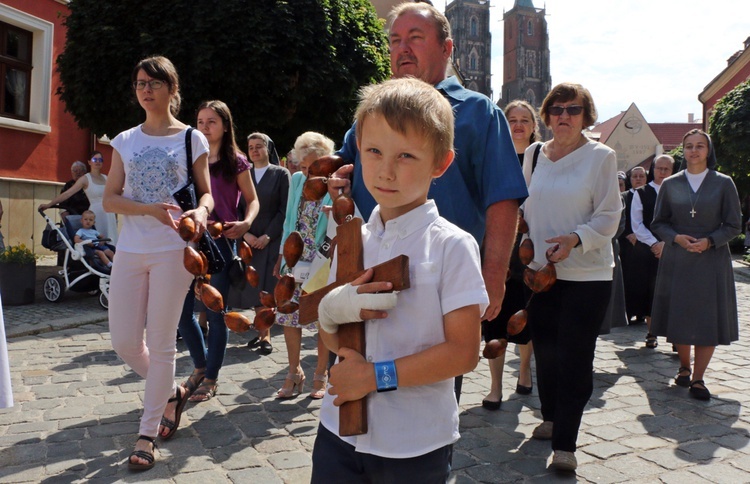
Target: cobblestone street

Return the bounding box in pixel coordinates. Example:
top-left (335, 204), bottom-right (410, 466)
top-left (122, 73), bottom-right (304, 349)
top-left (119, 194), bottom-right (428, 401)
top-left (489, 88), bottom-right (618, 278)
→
top-left (1, 260), bottom-right (749, 482)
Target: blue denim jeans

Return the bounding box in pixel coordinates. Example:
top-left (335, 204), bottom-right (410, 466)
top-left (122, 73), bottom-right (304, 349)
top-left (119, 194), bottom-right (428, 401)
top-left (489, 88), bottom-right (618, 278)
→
top-left (178, 237), bottom-right (234, 381)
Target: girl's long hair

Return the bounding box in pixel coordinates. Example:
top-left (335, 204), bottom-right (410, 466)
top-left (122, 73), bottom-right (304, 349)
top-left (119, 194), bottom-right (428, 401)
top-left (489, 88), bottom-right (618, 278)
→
top-left (197, 100), bottom-right (243, 181)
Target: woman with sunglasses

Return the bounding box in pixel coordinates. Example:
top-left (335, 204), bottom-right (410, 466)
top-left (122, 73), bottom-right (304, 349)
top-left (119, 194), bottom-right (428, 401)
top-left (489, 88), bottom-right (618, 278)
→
top-left (40, 151), bottom-right (119, 245)
top-left (103, 56), bottom-right (212, 471)
top-left (520, 83), bottom-right (622, 471)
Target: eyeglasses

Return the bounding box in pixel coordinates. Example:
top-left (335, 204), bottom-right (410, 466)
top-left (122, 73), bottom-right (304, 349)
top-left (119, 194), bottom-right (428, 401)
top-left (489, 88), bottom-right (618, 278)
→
top-left (132, 80), bottom-right (165, 91)
top-left (91, 157), bottom-right (104, 163)
top-left (548, 105), bottom-right (584, 116)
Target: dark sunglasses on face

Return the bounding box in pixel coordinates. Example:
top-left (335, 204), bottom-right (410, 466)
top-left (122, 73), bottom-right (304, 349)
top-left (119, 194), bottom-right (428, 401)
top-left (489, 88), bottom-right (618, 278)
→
top-left (91, 157), bottom-right (104, 163)
top-left (548, 105), bottom-right (584, 116)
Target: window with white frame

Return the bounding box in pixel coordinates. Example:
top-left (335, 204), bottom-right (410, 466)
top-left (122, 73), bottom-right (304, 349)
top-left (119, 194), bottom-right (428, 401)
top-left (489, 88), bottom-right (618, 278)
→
top-left (1, 20), bottom-right (33, 120)
top-left (0, 5), bottom-right (53, 133)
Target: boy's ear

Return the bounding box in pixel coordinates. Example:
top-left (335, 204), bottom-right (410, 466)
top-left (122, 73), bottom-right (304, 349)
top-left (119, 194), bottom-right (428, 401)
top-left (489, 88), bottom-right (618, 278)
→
top-left (432, 150), bottom-right (454, 178)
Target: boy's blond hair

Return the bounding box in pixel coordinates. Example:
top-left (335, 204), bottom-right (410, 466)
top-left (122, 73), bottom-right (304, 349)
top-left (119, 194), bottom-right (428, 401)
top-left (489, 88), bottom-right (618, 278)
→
top-left (355, 78), bottom-right (454, 165)
top-left (81, 210), bottom-right (96, 219)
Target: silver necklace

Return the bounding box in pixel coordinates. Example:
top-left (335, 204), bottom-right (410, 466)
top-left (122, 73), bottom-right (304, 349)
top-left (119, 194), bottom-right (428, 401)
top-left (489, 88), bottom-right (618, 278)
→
top-left (688, 181), bottom-right (703, 218)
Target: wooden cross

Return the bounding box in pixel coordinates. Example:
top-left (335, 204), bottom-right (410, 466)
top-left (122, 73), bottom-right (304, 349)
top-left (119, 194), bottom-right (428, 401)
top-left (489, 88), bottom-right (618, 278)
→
top-left (299, 217), bottom-right (410, 436)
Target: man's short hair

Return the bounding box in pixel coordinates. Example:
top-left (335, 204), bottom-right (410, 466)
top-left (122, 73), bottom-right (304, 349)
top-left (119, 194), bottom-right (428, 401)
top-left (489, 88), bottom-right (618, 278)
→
top-left (388, 1), bottom-right (451, 44)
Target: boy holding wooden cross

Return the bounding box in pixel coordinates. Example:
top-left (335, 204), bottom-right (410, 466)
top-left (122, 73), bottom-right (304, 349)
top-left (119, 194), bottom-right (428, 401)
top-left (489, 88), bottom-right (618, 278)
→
top-left (311, 77), bottom-right (489, 482)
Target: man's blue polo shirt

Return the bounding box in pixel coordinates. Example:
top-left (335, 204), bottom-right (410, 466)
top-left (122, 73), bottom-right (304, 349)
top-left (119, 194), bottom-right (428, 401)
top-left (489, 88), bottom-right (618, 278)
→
top-left (337, 76), bottom-right (528, 243)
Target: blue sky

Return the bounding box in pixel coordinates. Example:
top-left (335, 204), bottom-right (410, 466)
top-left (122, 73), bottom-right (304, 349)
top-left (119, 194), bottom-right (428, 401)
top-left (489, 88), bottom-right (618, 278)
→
top-left (445, 0), bottom-right (750, 124)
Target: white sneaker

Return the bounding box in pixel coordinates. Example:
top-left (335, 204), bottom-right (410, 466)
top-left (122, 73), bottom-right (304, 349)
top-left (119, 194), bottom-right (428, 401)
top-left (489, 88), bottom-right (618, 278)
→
top-left (532, 421), bottom-right (553, 440)
top-left (550, 450), bottom-right (577, 471)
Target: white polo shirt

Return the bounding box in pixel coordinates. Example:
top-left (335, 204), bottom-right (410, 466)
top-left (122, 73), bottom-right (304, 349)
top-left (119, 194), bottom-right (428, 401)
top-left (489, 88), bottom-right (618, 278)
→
top-left (319, 200), bottom-right (488, 458)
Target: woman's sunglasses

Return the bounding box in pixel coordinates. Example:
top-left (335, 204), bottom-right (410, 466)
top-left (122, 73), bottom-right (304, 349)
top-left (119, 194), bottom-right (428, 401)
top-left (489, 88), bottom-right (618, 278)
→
top-left (548, 105), bottom-right (583, 116)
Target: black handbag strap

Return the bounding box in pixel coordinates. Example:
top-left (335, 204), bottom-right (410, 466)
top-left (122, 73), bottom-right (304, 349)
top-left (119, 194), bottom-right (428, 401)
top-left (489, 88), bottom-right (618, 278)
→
top-left (532, 143), bottom-right (542, 174)
top-left (184, 127), bottom-right (194, 186)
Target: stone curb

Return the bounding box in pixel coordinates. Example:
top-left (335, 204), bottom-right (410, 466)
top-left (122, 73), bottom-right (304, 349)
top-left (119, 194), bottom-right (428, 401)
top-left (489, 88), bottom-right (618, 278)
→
top-left (7, 313), bottom-right (109, 339)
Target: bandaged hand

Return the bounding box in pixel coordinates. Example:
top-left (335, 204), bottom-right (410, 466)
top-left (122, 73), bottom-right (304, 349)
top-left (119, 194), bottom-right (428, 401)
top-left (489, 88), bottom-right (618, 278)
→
top-left (318, 283), bottom-right (398, 333)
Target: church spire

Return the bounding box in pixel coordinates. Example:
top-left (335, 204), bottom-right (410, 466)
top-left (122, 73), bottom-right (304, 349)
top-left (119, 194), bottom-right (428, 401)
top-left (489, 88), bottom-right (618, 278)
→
top-left (515, 0), bottom-right (535, 8)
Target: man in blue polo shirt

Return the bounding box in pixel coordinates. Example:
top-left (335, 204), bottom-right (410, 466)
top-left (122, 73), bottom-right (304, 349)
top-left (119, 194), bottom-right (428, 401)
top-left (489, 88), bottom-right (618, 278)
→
top-left (332, 1), bottom-right (527, 329)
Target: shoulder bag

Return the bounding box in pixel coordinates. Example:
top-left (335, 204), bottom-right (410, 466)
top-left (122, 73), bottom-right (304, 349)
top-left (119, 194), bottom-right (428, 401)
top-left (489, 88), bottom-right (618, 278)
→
top-left (173, 128), bottom-right (226, 274)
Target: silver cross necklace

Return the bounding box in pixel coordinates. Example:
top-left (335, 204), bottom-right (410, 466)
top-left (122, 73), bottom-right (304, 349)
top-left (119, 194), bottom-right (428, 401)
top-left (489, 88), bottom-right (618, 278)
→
top-left (688, 182), bottom-right (703, 218)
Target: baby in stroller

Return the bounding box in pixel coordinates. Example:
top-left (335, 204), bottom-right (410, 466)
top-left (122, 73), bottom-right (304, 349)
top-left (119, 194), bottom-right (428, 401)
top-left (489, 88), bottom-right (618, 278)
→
top-left (74, 210), bottom-right (115, 269)
top-left (39, 206), bottom-right (113, 309)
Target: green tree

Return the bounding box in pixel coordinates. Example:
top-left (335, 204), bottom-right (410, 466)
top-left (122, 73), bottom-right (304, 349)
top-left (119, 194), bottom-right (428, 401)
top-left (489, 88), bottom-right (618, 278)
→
top-left (57, 0), bottom-right (390, 152)
top-left (668, 145), bottom-right (684, 172)
top-left (709, 80), bottom-right (750, 197)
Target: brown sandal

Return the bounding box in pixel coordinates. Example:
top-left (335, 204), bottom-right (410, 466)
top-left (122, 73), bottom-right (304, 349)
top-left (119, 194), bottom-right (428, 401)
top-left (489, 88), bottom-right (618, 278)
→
top-left (159, 386), bottom-right (188, 440)
top-left (189, 380), bottom-right (218, 402)
top-left (181, 369), bottom-right (205, 395)
top-left (128, 435), bottom-right (157, 471)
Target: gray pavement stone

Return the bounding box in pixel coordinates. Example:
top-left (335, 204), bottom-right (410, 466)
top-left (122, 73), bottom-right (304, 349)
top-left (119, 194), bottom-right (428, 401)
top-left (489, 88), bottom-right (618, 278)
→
top-left (580, 441), bottom-right (631, 459)
top-left (0, 464), bottom-right (45, 484)
top-left (227, 466), bottom-right (283, 483)
top-left (659, 469), bottom-right (715, 484)
top-left (211, 443), bottom-right (263, 470)
top-left (267, 450), bottom-right (310, 470)
top-left (173, 469), bottom-right (231, 483)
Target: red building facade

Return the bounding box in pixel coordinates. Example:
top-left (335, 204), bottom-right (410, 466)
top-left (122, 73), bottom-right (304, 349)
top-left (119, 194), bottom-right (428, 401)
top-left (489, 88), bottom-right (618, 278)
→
top-left (699, 37), bottom-right (750, 131)
top-left (0, 0), bottom-right (111, 252)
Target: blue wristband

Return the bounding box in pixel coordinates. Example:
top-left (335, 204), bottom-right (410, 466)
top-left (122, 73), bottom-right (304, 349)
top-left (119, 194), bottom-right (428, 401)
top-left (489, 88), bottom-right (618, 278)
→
top-left (374, 360), bottom-right (398, 392)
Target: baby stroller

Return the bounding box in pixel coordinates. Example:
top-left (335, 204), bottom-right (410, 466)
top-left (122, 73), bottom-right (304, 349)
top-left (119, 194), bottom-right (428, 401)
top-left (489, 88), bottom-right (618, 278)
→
top-left (39, 207), bottom-right (111, 309)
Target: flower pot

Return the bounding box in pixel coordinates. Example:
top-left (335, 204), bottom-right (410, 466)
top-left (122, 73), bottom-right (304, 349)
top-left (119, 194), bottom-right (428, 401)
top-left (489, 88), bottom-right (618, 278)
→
top-left (0, 262), bottom-right (36, 306)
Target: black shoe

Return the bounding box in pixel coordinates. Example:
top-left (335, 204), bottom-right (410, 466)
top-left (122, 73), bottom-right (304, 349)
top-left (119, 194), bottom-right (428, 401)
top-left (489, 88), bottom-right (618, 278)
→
top-left (247, 336), bottom-right (260, 349)
top-left (481, 398), bottom-right (501, 411)
top-left (675, 367), bottom-right (691, 387)
top-left (515, 376), bottom-right (533, 395)
top-left (645, 333), bottom-right (658, 349)
top-left (258, 340), bottom-right (273, 355)
top-left (516, 384), bottom-right (532, 395)
top-left (689, 380), bottom-right (711, 400)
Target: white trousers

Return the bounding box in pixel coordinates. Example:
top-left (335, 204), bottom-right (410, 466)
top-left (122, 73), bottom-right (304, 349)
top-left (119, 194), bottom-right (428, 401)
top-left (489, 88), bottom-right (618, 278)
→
top-left (108, 249), bottom-right (193, 437)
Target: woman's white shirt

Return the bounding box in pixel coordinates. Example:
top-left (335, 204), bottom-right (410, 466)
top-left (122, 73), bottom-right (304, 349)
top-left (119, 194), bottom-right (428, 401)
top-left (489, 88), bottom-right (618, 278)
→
top-left (521, 140), bottom-right (622, 281)
top-left (110, 126), bottom-right (209, 253)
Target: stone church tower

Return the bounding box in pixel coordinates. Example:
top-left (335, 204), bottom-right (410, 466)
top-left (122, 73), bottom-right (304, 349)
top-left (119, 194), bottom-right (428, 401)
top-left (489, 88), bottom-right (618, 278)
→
top-left (445, 0), bottom-right (492, 98)
top-left (499, 0), bottom-right (551, 109)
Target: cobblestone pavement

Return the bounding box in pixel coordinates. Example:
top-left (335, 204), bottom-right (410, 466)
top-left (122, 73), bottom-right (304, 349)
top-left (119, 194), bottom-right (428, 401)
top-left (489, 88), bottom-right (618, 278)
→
top-left (1, 260), bottom-right (750, 482)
